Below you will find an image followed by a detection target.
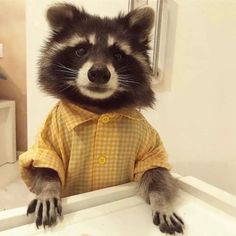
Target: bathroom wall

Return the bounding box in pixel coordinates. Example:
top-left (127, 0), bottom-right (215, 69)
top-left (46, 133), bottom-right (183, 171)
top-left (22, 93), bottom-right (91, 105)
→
top-left (0, 0), bottom-right (27, 151)
top-left (143, 0), bottom-right (236, 195)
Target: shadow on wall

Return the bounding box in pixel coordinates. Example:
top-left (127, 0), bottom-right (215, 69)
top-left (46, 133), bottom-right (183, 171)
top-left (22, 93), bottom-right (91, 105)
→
top-left (0, 67), bottom-right (7, 80)
top-left (0, 71), bottom-right (25, 101)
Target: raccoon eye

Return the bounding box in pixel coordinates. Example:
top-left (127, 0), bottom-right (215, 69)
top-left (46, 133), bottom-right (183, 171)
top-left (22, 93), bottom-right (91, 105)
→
top-left (114, 53), bottom-right (123, 62)
top-left (75, 47), bottom-right (87, 57)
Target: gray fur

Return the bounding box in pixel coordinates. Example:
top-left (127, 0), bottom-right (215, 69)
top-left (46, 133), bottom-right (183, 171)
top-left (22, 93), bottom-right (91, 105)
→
top-left (26, 168), bottom-right (62, 228)
top-left (139, 167), bottom-right (178, 203)
top-left (139, 167), bottom-right (184, 234)
top-left (29, 168), bottom-right (61, 195)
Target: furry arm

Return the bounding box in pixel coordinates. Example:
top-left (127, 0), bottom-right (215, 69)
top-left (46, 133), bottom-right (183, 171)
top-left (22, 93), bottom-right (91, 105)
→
top-left (139, 167), bottom-right (184, 235)
top-left (26, 167), bottom-right (62, 228)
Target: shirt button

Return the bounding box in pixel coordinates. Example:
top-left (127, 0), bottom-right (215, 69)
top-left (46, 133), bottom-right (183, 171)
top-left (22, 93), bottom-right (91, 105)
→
top-left (101, 115), bottom-right (110, 123)
top-left (98, 155), bottom-right (106, 165)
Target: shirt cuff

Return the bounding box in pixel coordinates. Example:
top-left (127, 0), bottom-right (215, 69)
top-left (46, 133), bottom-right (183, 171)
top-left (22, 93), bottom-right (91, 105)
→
top-left (134, 158), bottom-right (172, 181)
top-left (19, 148), bottom-right (65, 189)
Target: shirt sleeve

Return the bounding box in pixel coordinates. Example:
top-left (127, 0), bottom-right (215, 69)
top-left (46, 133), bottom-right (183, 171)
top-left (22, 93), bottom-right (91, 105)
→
top-left (19, 104), bottom-right (65, 189)
top-left (134, 125), bottom-right (172, 181)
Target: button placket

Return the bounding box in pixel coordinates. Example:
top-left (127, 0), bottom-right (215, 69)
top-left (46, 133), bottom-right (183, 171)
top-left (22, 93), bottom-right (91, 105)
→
top-left (92, 115), bottom-right (110, 190)
top-left (101, 115), bottom-right (110, 123)
top-left (98, 155), bottom-right (106, 165)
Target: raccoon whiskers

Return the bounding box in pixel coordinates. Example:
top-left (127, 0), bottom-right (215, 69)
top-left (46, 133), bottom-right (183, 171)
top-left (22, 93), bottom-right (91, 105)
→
top-left (55, 63), bottom-right (78, 78)
top-left (57, 82), bottom-right (74, 92)
top-left (56, 67), bottom-right (77, 74)
top-left (116, 66), bottom-right (130, 74)
top-left (118, 75), bottom-right (143, 87)
top-left (57, 63), bottom-right (77, 73)
top-left (119, 79), bottom-right (141, 86)
top-left (56, 69), bottom-right (77, 78)
top-left (119, 79), bottom-right (143, 88)
top-left (118, 83), bottom-right (131, 91)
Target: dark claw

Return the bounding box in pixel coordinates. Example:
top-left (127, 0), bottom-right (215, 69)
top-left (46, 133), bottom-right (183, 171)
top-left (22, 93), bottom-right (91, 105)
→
top-left (57, 202), bottom-right (62, 216)
top-left (170, 216), bottom-right (183, 234)
top-left (42, 203), bottom-right (49, 228)
top-left (53, 198), bottom-right (62, 216)
top-left (46, 200), bottom-right (54, 227)
top-left (53, 198), bottom-right (58, 207)
top-left (52, 198), bottom-right (62, 216)
top-left (57, 207), bottom-right (62, 216)
top-left (27, 199), bottom-right (37, 216)
top-left (173, 213), bottom-right (184, 226)
top-left (46, 200), bottom-right (50, 216)
top-left (160, 223), bottom-right (172, 234)
top-left (163, 214), bottom-right (176, 234)
top-left (27, 197), bottom-right (62, 229)
top-left (35, 203), bottom-right (43, 229)
top-left (43, 220), bottom-right (48, 229)
top-left (49, 214), bottom-right (57, 226)
top-left (48, 216), bottom-right (52, 227)
top-left (160, 223), bottom-right (175, 235)
top-left (168, 228), bottom-right (176, 235)
top-left (153, 212), bottom-right (160, 225)
top-left (155, 213), bottom-right (184, 235)
top-left (43, 214), bottom-right (49, 228)
top-left (163, 214), bottom-right (168, 225)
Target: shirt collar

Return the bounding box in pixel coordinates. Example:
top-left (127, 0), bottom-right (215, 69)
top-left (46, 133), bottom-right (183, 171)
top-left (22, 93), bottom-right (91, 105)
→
top-left (115, 107), bottom-right (145, 121)
top-left (61, 101), bottom-right (145, 130)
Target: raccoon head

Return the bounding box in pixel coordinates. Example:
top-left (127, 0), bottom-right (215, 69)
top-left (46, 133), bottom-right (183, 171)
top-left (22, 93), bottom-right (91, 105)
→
top-left (39, 3), bottom-right (156, 112)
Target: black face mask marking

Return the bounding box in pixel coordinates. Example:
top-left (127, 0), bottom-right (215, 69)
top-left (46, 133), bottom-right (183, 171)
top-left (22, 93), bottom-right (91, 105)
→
top-left (39, 3), bottom-right (155, 112)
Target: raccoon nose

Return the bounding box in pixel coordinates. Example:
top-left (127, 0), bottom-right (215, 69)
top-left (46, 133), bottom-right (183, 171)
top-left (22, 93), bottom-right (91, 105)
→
top-left (88, 65), bottom-right (111, 84)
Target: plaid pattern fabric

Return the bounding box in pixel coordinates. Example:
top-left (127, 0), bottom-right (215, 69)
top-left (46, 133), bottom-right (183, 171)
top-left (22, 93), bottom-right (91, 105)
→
top-left (19, 101), bottom-right (171, 197)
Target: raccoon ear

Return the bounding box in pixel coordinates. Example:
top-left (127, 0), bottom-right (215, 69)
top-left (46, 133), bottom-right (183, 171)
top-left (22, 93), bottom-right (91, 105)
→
top-left (46, 3), bottom-right (78, 32)
top-left (125, 7), bottom-right (155, 41)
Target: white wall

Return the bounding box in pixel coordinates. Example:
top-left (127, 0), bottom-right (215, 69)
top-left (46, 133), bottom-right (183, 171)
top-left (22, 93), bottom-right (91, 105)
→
top-left (143, 0), bottom-right (236, 195)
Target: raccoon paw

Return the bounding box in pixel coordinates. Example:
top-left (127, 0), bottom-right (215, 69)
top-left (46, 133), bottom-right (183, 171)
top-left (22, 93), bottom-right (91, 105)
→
top-left (27, 196), bottom-right (62, 228)
top-left (153, 212), bottom-right (184, 235)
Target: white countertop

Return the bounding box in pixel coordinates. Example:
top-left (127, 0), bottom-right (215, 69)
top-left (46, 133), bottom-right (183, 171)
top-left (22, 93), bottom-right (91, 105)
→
top-left (1, 176), bottom-right (236, 236)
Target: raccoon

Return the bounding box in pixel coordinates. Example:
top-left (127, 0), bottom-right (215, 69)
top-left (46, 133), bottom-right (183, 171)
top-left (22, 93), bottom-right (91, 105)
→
top-left (23, 3), bottom-right (184, 235)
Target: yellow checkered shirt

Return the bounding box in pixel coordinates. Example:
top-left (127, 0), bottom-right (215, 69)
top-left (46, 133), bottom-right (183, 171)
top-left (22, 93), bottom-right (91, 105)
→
top-left (19, 101), bottom-right (171, 197)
